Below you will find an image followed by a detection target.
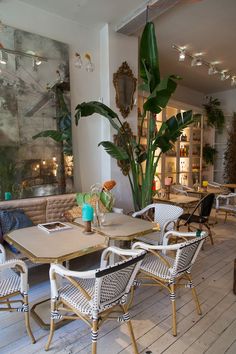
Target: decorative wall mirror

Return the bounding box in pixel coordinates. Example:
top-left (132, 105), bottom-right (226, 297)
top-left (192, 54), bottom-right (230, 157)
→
top-left (113, 61), bottom-right (137, 118)
top-left (0, 24), bottom-right (73, 201)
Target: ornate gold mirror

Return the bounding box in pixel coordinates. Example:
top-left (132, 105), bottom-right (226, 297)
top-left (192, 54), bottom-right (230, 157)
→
top-left (113, 61), bottom-right (137, 118)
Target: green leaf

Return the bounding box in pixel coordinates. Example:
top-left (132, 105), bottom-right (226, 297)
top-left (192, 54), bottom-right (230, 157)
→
top-left (152, 110), bottom-right (193, 152)
top-left (143, 75), bottom-right (178, 114)
top-left (32, 130), bottom-right (64, 142)
top-left (140, 22), bottom-right (160, 93)
top-left (98, 141), bottom-right (129, 161)
top-left (75, 101), bottom-right (120, 131)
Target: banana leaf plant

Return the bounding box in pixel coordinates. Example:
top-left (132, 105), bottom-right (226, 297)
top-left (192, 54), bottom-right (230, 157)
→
top-left (75, 22), bottom-right (193, 211)
top-left (32, 84), bottom-right (72, 194)
top-left (32, 86), bottom-right (72, 156)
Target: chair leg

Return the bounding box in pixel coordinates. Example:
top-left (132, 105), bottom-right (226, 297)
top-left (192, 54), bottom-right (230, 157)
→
top-left (169, 283), bottom-right (177, 336)
top-left (224, 212), bottom-right (228, 223)
top-left (23, 293), bottom-right (36, 344)
top-left (6, 297), bottom-right (11, 309)
top-left (186, 273), bottom-right (202, 315)
top-left (45, 300), bottom-right (56, 351)
top-left (91, 318), bottom-right (99, 354)
top-left (121, 305), bottom-right (138, 354)
top-left (205, 223), bottom-right (214, 245)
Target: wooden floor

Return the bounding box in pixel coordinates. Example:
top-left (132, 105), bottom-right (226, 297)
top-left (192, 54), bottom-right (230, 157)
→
top-left (1, 212), bottom-right (236, 354)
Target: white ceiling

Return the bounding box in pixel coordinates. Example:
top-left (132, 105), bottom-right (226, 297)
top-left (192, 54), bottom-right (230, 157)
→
top-left (18, 0), bottom-right (236, 94)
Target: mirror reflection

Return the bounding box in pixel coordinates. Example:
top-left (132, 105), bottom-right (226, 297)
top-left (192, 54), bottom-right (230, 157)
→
top-left (0, 25), bottom-right (73, 201)
top-left (113, 61), bottom-right (137, 118)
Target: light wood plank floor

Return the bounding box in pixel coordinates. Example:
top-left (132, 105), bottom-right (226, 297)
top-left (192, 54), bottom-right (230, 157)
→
top-left (1, 212), bottom-right (236, 354)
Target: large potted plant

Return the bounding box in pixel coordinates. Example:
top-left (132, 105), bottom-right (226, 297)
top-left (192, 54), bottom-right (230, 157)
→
top-left (75, 22), bottom-right (193, 211)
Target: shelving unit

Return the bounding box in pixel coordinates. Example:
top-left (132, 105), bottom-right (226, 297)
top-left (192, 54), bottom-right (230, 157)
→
top-left (138, 96), bottom-right (204, 190)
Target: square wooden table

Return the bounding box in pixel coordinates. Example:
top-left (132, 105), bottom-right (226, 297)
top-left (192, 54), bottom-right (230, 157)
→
top-left (153, 193), bottom-right (199, 208)
top-left (74, 212), bottom-right (157, 242)
top-left (5, 223), bottom-right (107, 329)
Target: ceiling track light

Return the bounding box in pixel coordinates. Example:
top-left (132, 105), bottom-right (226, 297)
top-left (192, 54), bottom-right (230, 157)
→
top-left (231, 76), bottom-right (236, 86)
top-left (0, 48), bottom-right (47, 63)
top-left (221, 70), bottom-right (230, 81)
top-left (208, 65), bottom-right (218, 75)
top-left (191, 56), bottom-right (202, 67)
top-left (172, 44), bottom-right (236, 88)
top-left (179, 48), bottom-right (186, 62)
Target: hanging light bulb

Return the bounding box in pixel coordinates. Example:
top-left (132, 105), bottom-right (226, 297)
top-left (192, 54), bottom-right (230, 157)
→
top-left (179, 48), bottom-right (186, 62)
top-left (42, 160), bottom-right (46, 165)
top-left (74, 52), bottom-right (82, 68)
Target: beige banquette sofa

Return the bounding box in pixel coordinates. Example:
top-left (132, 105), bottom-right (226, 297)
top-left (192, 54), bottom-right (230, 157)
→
top-left (0, 193), bottom-right (77, 256)
top-left (0, 193), bottom-right (77, 225)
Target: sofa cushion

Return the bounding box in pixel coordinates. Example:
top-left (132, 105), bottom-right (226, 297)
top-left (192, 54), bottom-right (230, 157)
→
top-left (0, 209), bottom-right (33, 253)
top-left (0, 197), bottom-right (47, 225)
top-left (46, 193), bottom-right (77, 222)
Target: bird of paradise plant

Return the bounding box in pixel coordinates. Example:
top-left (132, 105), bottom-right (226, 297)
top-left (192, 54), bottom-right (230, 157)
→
top-left (75, 21), bottom-right (193, 211)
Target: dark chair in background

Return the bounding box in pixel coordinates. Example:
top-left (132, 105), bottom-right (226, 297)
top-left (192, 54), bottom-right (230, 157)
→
top-left (176, 193), bottom-right (215, 245)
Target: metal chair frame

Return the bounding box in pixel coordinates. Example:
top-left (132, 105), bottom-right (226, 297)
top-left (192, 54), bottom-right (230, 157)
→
top-left (45, 246), bottom-right (146, 354)
top-left (0, 244), bottom-right (35, 344)
top-left (132, 231), bottom-right (207, 336)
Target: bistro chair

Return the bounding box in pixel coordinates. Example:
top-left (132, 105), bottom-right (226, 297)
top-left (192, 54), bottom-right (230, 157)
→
top-left (215, 193), bottom-right (236, 222)
top-left (0, 244), bottom-right (35, 344)
top-left (132, 230), bottom-right (207, 336)
top-left (176, 193), bottom-right (215, 245)
top-left (45, 246), bottom-right (146, 354)
top-left (132, 203), bottom-right (183, 245)
top-left (171, 184), bottom-right (193, 196)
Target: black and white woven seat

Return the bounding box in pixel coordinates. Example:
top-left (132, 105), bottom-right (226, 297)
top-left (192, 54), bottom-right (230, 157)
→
top-left (0, 244), bottom-right (35, 344)
top-left (45, 246), bottom-right (146, 354)
top-left (215, 193), bottom-right (236, 222)
top-left (132, 230), bottom-right (207, 336)
top-left (132, 203), bottom-right (183, 245)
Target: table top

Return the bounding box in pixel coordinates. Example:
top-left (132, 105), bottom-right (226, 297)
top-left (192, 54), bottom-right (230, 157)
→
top-left (5, 223), bottom-right (107, 264)
top-left (223, 184), bottom-right (236, 189)
top-left (74, 212), bottom-right (155, 241)
top-left (187, 187), bottom-right (225, 196)
top-left (153, 193), bottom-right (199, 206)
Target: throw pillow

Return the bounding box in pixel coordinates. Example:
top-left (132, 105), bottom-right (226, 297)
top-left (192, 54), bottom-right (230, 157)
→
top-left (64, 206), bottom-right (82, 222)
top-left (0, 209), bottom-right (33, 253)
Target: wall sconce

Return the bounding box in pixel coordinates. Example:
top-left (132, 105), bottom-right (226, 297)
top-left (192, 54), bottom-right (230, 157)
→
top-left (74, 52), bottom-right (94, 72)
top-left (74, 52), bottom-right (83, 68)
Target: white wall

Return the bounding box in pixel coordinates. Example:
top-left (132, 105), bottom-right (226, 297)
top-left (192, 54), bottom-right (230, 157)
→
top-left (211, 88), bottom-right (236, 116)
top-left (100, 25), bottom-right (138, 212)
top-left (0, 0), bottom-right (102, 192)
top-left (172, 84), bottom-right (205, 109)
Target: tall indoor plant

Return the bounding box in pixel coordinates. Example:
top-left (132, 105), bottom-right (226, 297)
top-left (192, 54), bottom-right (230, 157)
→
top-left (75, 22), bottom-right (193, 211)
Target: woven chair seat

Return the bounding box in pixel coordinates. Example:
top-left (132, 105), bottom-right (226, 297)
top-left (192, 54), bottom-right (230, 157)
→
top-left (59, 278), bottom-right (95, 315)
top-left (180, 213), bottom-right (207, 224)
top-left (218, 205), bottom-right (236, 212)
top-left (0, 269), bottom-right (21, 297)
top-left (135, 231), bottom-right (161, 245)
top-left (140, 254), bottom-right (175, 280)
